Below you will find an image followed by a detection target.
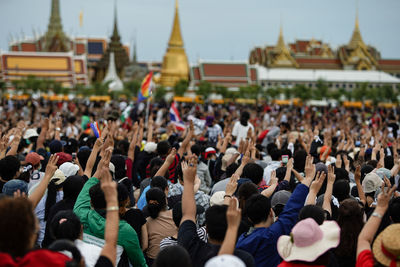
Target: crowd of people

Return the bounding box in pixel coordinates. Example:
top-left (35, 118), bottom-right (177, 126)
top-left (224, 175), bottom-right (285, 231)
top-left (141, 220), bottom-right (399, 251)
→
top-left (0, 98), bottom-right (399, 267)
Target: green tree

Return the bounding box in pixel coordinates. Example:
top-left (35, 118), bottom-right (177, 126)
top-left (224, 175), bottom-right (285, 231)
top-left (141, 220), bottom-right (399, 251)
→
top-left (197, 81), bottom-right (213, 101)
top-left (215, 85), bottom-right (228, 99)
top-left (124, 80), bottom-right (141, 97)
top-left (173, 79), bottom-right (189, 97)
top-left (366, 87), bottom-right (381, 105)
top-left (382, 85), bottom-right (397, 102)
top-left (265, 87), bottom-right (280, 100)
top-left (239, 85), bottom-right (261, 100)
top-left (0, 80), bottom-right (6, 99)
top-left (352, 83), bottom-right (368, 101)
top-left (284, 88), bottom-right (292, 100)
top-left (53, 82), bottom-right (63, 95)
top-left (92, 81), bottom-right (109, 96)
top-left (293, 84), bottom-right (312, 101)
top-left (314, 79), bottom-right (329, 100)
top-left (154, 86), bottom-right (167, 101)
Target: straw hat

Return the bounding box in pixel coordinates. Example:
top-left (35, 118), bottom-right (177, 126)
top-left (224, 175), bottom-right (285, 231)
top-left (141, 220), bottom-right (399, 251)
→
top-left (277, 218), bottom-right (340, 262)
top-left (372, 224), bottom-right (400, 267)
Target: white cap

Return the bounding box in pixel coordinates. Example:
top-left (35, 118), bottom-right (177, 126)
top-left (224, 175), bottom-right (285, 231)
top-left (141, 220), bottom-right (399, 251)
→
top-left (23, 128), bottom-right (39, 139)
top-left (59, 162), bottom-right (80, 178)
top-left (205, 255), bottom-right (245, 267)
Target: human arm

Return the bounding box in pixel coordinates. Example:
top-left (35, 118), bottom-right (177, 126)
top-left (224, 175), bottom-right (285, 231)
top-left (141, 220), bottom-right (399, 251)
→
top-left (180, 156), bottom-right (198, 224)
top-left (233, 150), bottom-right (250, 178)
top-left (154, 148), bottom-right (176, 178)
top-left (177, 121), bottom-right (194, 158)
top-left (136, 119), bottom-right (144, 147)
top-left (29, 154), bottom-right (58, 208)
top-left (223, 173), bottom-right (239, 205)
top-left (218, 198), bottom-right (241, 256)
top-left (305, 171), bottom-right (326, 205)
top-left (261, 170), bottom-right (278, 198)
top-left (83, 138), bottom-right (103, 178)
top-left (141, 223), bottom-right (148, 252)
top-left (146, 116), bottom-right (154, 143)
top-left (323, 165), bottom-right (335, 216)
top-left (36, 118), bottom-right (49, 150)
top-left (354, 165), bottom-right (366, 205)
top-left (54, 118), bottom-right (62, 140)
top-left (356, 184), bottom-right (397, 257)
top-left (6, 131), bottom-right (21, 156)
top-left (99, 161), bottom-right (119, 266)
top-left (283, 158), bottom-right (293, 183)
top-left (128, 122), bottom-right (139, 162)
top-left (0, 135), bottom-right (9, 160)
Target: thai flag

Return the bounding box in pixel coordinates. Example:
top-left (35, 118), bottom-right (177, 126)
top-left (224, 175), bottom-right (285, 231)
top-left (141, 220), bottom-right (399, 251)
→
top-left (90, 122), bottom-right (101, 138)
top-left (169, 102), bottom-right (186, 131)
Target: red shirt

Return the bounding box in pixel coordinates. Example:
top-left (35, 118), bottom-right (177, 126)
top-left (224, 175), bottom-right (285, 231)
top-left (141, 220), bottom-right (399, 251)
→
top-left (356, 250), bottom-right (374, 267)
top-left (278, 261), bottom-right (325, 267)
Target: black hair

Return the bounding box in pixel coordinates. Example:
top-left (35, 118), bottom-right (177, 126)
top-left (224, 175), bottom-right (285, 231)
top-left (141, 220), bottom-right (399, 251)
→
top-left (298, 205), bottom-right (325, 225)
top-left (77, 149), bottom-right (91, 171)
top-left (191, 144), bottom-right (202, 157)
top-left (149, 157), bottom-right (165, 178)
top-left (151, 176), bottom-right (169, 191)
top-left (153, 245), bottom-right (192, 267)
top-left (389, 197), bottom-right (400, 223)
top-left (237, 182), bottom-right (259, 211)
top-left (205, 205), bottom-right (228, 242)
top-left (242, 163), bottom-right (264, 185)
top-left (111, 154), bottom-right (127, 180)
top-left (49, 210), bottom-right (81, 242)
top-left (45, 180), bottom-right (65, 221)
top-left (240, 111), bottom-right (250, 127)
top-left (0, 155), bottom-right (20, 181)
top-left (266, 143), bottom-right (278, 155)
top-left (275, 167), bottom-right (287, 183)
top-left (146, 187), bottom-right (166, 219)
top-left (245, 194), bottom-right (271, 225)
top-left (226, 163), bottom-right (239, 178)
top-left (18, 164), bottom-right (34, 183)
top-left (176, 161), bottom-right (183, 182)
top-left (117, 183), bottom-right (129, 205)
top-left (48, 239), bottom-right (82, 267)
top-left (157, 141), bottom-right (171, 156)
top-left (334, 168), bottom-right (349, 181)
top-left (333, 179), bottom-right (350, 202)
top-left (63, 175), bottom-right (85, 201)
top-left (384, 156), bottom-right (394, 170)
top-left (89, 183), bottom-right (107, 209)
top-left (116, 140), bottom-right (130, 156)
top-left (172, 202), bottom-right (183, 227)
top-left (280, 149), bottom-right (292, 159)
top-left (293, 149), bottom-right (307, 173)
top-left (270, 148), bottom-right (281, 161)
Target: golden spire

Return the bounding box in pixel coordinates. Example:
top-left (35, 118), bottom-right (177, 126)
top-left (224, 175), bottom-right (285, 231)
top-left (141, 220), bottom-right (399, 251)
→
top-left (276, 24), bottom-right (286, 52)
top-left (168, 0), bottom-right (184, 47)
top-left (349, 6), bottom-right (364, 48)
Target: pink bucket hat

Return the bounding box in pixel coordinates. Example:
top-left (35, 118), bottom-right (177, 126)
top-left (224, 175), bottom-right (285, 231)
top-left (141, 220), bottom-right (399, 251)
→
top-left (277, 218), bottom-right (340, 262)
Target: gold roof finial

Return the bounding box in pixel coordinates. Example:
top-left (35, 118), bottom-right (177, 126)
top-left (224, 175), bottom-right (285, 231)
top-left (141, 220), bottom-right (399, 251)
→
top-left (349, 2), bottom-right (364, 48)
top-left (276, 21), bottom-right (286, 52)
top-left (168, 0), bottom-right (184, 47)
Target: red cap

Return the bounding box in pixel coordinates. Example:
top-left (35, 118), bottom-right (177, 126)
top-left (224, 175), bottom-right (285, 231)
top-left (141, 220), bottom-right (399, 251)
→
top-left (25, 152), bottom-right (44, 166)
top-left (55, 152), bottom-right (72, 167)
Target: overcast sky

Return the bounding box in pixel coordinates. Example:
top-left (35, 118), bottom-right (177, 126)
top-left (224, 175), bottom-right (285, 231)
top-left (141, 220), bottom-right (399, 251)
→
top-left (1, 0), bottom-right (399, 63)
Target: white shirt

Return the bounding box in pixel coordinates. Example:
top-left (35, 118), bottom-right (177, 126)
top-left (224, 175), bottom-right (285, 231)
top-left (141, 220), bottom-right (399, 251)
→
top-left (263, 161), bottom-right (281, 185)
top-left (232, 121), bottom-right (254, 145)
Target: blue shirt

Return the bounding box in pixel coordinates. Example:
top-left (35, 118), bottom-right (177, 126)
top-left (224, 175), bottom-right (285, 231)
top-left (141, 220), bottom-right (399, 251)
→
top-left (137, 185), bottom-right (150, 210)
top-left (236, 184), bottom-right (309, 267)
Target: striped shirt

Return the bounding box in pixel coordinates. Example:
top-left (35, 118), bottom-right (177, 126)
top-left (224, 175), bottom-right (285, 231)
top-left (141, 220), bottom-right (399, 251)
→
top-left (159, 226), bottom-right (207, 250)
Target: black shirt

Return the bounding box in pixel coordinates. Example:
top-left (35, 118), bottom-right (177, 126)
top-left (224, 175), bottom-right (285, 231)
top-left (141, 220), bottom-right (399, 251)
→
top-left (178, 220), bottom-right (254, 267)
top-left (95, 255), bottom-right (113, 267)
top-left (121, 209), bottom-right (146, 245)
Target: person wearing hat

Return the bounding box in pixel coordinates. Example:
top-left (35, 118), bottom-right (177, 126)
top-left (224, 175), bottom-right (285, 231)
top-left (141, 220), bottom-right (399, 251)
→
top-left (25, 152), bottom-right (45, 190)
top-left (2, 179), bottom-right (28, 196)
top-left (357, 184), bottom-right (398, 267)
top-left (276, 218), bottom-right (340, 266)
top-left (362, 172), bottom-right (383, 207)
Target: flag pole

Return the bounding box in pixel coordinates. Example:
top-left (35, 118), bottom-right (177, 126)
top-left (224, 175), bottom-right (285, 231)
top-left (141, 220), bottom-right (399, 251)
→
top-left (145, 97), bottom-right (150, 126)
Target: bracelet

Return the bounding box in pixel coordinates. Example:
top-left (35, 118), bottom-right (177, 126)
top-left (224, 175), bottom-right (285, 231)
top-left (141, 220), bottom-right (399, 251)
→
top-left (55, 128), bottom-right (61, 131)
top-left (224, 195), bottom-right (232, 199)
top-left (106, 206), bottom-right (119, 212)
top-left (371, 212), bottom-right (383, 219)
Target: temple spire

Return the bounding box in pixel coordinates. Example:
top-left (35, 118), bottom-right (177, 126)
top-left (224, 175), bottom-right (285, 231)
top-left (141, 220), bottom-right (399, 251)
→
top-left (103, 52), bottom-right (124, 91)
top-left (132, 38), bottom-right (137, 63)
top-left (168, 0), bottom-right (184, 47)
top-left (43, 0), bottom-right (70, 52)
top-left (111, 0), bottom-right (121, 42)
top-left (276, 24), bottom-right (286, 52)
top-left (349, 5), bottom-right (364, 48)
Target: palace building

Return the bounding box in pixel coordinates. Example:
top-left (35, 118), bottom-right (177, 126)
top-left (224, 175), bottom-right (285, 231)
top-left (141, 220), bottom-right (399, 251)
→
top-left (249, 14), bottom-right (400, 78)
top-left (1, 0), bottom-right (131, 87)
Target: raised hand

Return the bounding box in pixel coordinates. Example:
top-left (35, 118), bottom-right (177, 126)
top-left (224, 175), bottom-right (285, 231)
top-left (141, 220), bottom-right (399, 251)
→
top-left (225, 173), bottom-right (239, 196)
top-left (45, 154), bottom-right (59, 178)
top-left (335, 154), bottom-right (342, 168)
top-left (327, 165), bottom-right (336, 185)
top-left (269, 170), bottom-right (278, 186)
top-left (165, 148), bottom-right (177, 165)
top-left (376, 183), bottom-right (397, 210)
top-left (309, 171), bottom-right (326, 193)
top-left (182, 155), bottom-right (198, 184)
top-left (100, 159), bottom-right (118, 204)
top-left (226, 197), bottom-right (241, 230)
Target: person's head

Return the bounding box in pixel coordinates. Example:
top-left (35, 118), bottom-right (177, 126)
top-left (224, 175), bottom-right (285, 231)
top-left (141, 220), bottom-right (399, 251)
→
top-left (49, 210), bottom-right (82, 242)
top-left (153, 245), bottom-right (192, 267)
top-left (298, 205), bottom-right (325, 225)
top-left (277, 218), bottom-right (340, 265)
top-left (0, 155), bottom-right (21, 181)
top-left (240, 111), bottom-right (250, 126)
top-left (64, 138), bottom-right (78, 154)
top-left (146, 187), bottom-right (167, 219)
top-left (89, 183), bottom-right (128, 212)
top-left (157, 141), bottom-right (171, 157)
top-left (117, 183), bottom-right (129, 214)
top-left (245, 194), bottom-right (274, 225)
top-left (237, 182), bottom-right (259, 210)
top-left (151, 176), bottom-right (169, 194)
top-left (149, 157), bottom-right (165, 178)
top-left (388, 197), bottom-right (400, 223)
top-left (271, 190), bottom-right (292, 217)
top-left (360, 164), bottom-right (374, 182)
top-left (270, 148), bottom-right (281, 161)
top-left (111, 154), bottom-right (127, 180)
top-left (362, 172), bottom-right (382, 197)
top-left (2, 179), bottom-right (28, 196)
top-left (225, 163), bottom-right (239, 178)
top-left (205, 205), bottom-right (228, 243)
top-left (242, 163), bottom-right (264, 185)
top-left (293, 149), bottom-right (307, 172)
top-left (25, 152), bottom-right (44, 170)
top-left (335, 199), bottom-right (364, 257)
top-left (333, 179), bottom-right (350, 202)
top-left (76, 149), bottom-right (91, 171)
top-left (191, 144), bottom-right (202, 157)
top-left (0, 197), bottom-right (38, 258)
top-left (49, 140), bottom-right (64, 154)
top-left (334, 168), bottom-right (349, 181)
top-left (63, 175), bottom-right (85, 201)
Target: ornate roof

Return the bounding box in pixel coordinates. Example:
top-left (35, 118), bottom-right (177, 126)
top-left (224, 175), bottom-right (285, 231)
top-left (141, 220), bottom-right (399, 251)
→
top-left (42, 0), bottom-right (70, 52)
